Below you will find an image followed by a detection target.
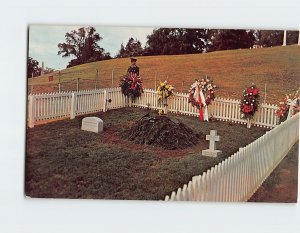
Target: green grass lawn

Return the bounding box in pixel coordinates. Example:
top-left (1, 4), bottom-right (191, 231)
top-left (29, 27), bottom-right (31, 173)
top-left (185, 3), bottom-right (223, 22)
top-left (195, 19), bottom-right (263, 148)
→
top-left (29, 45), bottom-right (300, 103)
top-left (25, 108), bottom-right (268, 200)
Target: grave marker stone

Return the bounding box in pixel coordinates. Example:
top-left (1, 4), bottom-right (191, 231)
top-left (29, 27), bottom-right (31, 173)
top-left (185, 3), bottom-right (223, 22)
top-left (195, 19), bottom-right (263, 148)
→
top-left (81, 117), bottom-right (103, 133)
top-left (202, 130), bottom-right (222, 157)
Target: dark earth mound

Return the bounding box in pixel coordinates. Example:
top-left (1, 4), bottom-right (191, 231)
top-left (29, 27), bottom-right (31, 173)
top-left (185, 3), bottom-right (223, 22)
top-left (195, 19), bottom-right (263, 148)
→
top-left (122, 114), bottom-right (203, 150)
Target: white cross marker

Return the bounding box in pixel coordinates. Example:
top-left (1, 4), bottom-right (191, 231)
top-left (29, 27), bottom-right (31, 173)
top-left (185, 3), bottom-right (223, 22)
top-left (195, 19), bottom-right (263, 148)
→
top-left (202, 130), bottom-right (222, 157)
top-left (206, 130), bottom-right (220, 150)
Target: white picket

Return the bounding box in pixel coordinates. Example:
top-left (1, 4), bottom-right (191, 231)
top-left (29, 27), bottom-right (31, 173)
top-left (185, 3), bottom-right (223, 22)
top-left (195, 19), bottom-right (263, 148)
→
top-left (28, 87), bottom-right (279, 129)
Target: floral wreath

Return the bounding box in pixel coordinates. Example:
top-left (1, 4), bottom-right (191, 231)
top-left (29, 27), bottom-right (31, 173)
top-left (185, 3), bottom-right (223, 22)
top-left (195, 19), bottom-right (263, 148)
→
top-left (120, 73), bottom-right (143, 100)
top-left (157, 80), bottom-right (174, 102)
top-left (188, 77), bottom-right (217, 109)
top-left (240, 83), bottom-right (259, 119)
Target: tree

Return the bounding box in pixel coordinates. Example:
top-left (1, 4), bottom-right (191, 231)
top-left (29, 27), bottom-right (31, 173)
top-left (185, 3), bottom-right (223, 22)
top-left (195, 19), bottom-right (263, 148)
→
top-left (116, 38), bottom-right (144, 58)
top-left (57, 26), bottom-right (111, 68)
top-left (286, 31), bottom-right (299, 45)
top-left (44, 67), bottom-right (55, 74)
top-left (27, 57), bottom-right (40, 78)
top-left (116, 43), bottom-right (126, 58)
top-left (255, 30), bottom-right (284, 47)
top-left (144, 28), bottom-right (209, 56)
top-left (184, 28), bottom-right (210, 53)
top-left (208, 29), bottom-right (256, 51)
top-left (254, 30), bottom-right (299, 47)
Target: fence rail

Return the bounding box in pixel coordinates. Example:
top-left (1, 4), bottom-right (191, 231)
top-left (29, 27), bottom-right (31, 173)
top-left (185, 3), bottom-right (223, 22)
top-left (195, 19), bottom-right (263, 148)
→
top-left (27, 88), bottom-right (279, 128)
top-left (164, 112), bottom-right (299, 202)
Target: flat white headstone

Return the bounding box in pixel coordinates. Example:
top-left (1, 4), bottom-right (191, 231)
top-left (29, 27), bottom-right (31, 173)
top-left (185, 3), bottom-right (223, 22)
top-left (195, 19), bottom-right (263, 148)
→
top-left (81, 117), bottom-right (103, 133)
top-left (202, 130), bottom-right (222, 157)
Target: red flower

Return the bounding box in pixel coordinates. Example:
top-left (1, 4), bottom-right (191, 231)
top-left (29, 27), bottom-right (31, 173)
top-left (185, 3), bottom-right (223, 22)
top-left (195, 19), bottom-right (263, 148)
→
top-left (246, 87), bottom-right (253, 94)
top-left (252, 88), bottom-right (259, 95)
top-left (243, 105), bottom-right (254, 114)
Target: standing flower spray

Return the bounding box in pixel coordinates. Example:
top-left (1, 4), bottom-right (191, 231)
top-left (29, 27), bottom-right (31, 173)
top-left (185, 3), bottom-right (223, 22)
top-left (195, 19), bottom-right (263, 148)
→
top-left (240, 83), bottom-right (260, 128)
top-left (157, 80), bottom-right (174, 114)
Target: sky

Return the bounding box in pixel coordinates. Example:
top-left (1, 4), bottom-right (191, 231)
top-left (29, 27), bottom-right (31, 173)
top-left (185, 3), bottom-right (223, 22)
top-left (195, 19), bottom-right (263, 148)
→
top-left (28, 25), bottom-right (155, 70)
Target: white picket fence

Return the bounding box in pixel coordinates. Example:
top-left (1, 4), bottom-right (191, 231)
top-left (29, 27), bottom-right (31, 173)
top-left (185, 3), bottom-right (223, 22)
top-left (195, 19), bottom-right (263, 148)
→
top-left (27, 88), bottom-right (279, 128)
top-left (133, 89), bottom-right (278, 128)
top-left (27, 88), bottom-right (127, 128)
top-left (164, 112), bottom-right (299, 202)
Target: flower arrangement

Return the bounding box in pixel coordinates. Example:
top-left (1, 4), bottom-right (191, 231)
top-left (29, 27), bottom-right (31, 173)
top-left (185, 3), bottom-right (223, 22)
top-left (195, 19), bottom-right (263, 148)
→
top-left (240, 83), bottom-right (259, 119)
top-left (120, 73), bottom-right (143, 100)
top-left (188, 77), bottom-right (217, 109)
top-left (276, 89), bottom-right (300, 123)
top-left (276, 97), bottom-right (290, 123)
top-left (158, 109), bottom-right (166, 115)
top-left (157, 80), bottom-right (174, 102)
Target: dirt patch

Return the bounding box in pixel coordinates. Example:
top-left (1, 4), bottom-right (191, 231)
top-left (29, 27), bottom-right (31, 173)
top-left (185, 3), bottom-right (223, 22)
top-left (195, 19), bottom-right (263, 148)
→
top-left (122, 114), bottom-right (203, 150)
top-left (92, 126), bottom-right (192, 158)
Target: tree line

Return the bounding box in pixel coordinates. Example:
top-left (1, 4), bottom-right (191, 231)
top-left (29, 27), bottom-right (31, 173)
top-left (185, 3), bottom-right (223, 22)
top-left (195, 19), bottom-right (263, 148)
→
top-left (118, 29), bottom-right (299, 57)
top-left (55, 27), bottom-right (299, 67)
top-left (28, 27), bottom-right (299, 77)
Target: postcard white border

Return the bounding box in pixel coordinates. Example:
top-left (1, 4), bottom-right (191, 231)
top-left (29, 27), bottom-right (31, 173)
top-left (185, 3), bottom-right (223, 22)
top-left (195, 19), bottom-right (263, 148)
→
top-left (0, 0), bottom-right (299, 232)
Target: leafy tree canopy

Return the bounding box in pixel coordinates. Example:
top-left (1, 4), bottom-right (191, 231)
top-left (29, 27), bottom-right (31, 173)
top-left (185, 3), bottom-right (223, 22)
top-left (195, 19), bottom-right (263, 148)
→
top-left (27, 57), bottom-right (40, 78)
top-left (57, 26), bottom-right (111, 68)
top-left (144, 28), bottom-right (209, 55)
top-left (255, 30), bottom-right (299, 47)
top-left (208, 29), bottom-right (256, 51)
top-left (116, 38), bottom-right (143, 58)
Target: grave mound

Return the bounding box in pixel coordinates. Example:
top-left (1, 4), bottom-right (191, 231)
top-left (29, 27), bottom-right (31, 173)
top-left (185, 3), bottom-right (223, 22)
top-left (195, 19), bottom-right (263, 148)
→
top-left (122, 114), bottom-right (203, 150)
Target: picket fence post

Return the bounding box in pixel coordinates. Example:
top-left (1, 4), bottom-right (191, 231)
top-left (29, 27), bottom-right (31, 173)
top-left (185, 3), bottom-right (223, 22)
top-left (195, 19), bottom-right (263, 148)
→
top-left (103, 89), bottom-right (107, 112)
top-left (70, 92), bottom-right (76, 119)
top-left (129, 97), bottom-right (132, 108)
top-left (164, 98), bottom-right (168, 114)
top-left (28, 95), bottom-right (35, 128)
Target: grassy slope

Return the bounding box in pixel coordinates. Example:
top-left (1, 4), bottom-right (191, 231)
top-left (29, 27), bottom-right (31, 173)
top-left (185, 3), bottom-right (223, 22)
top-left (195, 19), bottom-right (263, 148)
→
top-left (29, 45), bottom-right (300, 103)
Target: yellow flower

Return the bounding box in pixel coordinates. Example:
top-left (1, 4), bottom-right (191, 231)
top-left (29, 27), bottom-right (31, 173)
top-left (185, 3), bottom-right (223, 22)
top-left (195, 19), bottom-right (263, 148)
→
top-left (166, 85), bottom-right (170, 89)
